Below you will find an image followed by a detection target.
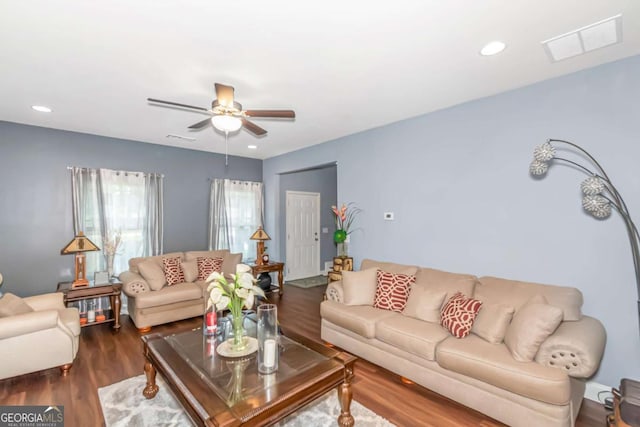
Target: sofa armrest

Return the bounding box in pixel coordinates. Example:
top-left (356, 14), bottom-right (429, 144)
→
top-left (0, 310), bottom-right (60, 340)
top-left (119, 271), bottom-right (151, 297)
top-left (535, 315), bottom-right (606, 378)
top-left (23, 293), bottom-right (65, 311)
top-left (325, 280), bottom-right (344, 303)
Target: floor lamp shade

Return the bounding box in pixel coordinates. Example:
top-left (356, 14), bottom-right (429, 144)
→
top-left (61, 231), bottom-right (100, 288)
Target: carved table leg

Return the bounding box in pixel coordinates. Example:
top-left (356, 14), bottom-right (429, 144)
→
top-left (110, 291), bottom-right (121, 331)
top-left (278, 268), bottom-right (284, 296)
top-left (143, 361), bottom-right (159, 399)
top-left (337, 365), bottom-right (354, 427)
top-left (59, 363), bottom-right (72, 376)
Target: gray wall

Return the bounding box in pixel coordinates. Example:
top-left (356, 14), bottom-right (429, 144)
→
top-left (0, 122), bottom-right (262, 297)
top-left (279, 164), bottom-right (337, 272)
top-left (264, 54), bottom-right (640, 387)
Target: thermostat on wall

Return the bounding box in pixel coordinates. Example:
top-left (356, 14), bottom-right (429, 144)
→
top-left (384, 212), bottom-right (394, 220)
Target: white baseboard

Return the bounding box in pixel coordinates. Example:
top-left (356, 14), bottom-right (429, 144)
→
top-left (584, 381), bottom-right (612, 404)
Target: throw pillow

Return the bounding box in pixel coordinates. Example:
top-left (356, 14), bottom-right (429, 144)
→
top-left (471, 303), bottom-right (515, 344)
top-left (0, 293), bottom-right (34, 317)
top-left (222, 253), bottom-right (243, 277)
top-left (373, 270), bottom-right (415, 312)
top-left (138, 260), bottom-right (167, 291)
top-left (197, 257), bottom-right (224, 281)
top-left (162, 257), bottom-right (185, 286)
top-left (504, 299), bottom-right (563, 362)
top-left (342, 268), bottom-right (378, 306)
top-left (440, 292), bottom-right (483, 338)
top-left (402, 287), bottom-right (447, 323)
top-left (181, 260), bottom-right (198, 283)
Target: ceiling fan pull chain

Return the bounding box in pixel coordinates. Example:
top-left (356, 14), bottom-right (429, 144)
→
top-left (224, 131), bottom-right (229, 166)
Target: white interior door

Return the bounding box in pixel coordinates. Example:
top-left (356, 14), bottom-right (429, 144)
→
top-left (286, 191), bottom-right (320, 280)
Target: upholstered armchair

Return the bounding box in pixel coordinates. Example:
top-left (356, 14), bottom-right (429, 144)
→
top-left (0, 292), bottom-right (80, 380)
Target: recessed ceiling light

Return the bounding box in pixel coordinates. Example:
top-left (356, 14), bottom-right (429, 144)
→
top-left (480, 41), bottom-right (506, 56)
top-left (31, 105), bottom-right (52, 113)
top-left (248, 145), bottom-right (258, 150)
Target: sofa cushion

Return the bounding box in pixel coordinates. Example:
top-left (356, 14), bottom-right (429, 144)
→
top-left (475, 276), bottom-right (583, 321)
top-left (138, 260), bottom-right (167, 291)
top-left (128, 252), bottom-right (183, 274)
top-left (181, 260), bottom-right (198, 282)
top-left (184, 250), bottom-right (229, 262)
top-left (222, 253), bottom-right (243, 277)
top-left (504, 299), bottom-right (563, 362)
top-left (436, 334), bottom-right (571, 405)
top-left (402, 288), bottom-right (447, 323)
top-left (414, 267), bottom-right (477, 302)
top-left (163, 257), bottom-right (186, 286)
top-left (360, 259), bottom-right (418, 276)
top-left (373, 271), bottom-right (415, 312)
top-left (471, 303), bottom-right (515, 344)
top-left (376, 315), bottom-right (450, 361)
top-left (320, 300), bottom-right (395, 338)
top-left (440, 292), bottom-right (482, 338)
top-left (134, 282), bottom-right (204, 309)
top-left (0, 293), bottom-right (34, 317)
top-left (342, 268), bottom-right (378, 306)
top-left (197, 257), bottom-right (224, 281)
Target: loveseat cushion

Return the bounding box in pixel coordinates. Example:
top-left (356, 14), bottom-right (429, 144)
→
top-left (436, 334), bottom-right (571, 405)
top-left (475, 276), bottom-right (583, 321)
top-left (342, 268), bottom-right (378, 306)
top-left (138, 260), bottom-right (167, 291)
top-left (184, 250), bottom-right (229, 262)
top-left (376, 315), bottom-right (450, 361)
top-left (320, 300), bottom-right (395, 338)
top-left (134, 282), bottom-right (203, 309)
top-left (129, 252), bottom-right (184, 274)
top-left (373, 270), bottom-right (415, 312)
top-left (222, 253), bottom-right (243, 277)
top-left (360, 259), bottom-right (418, 275)
top-left (0, 293), bottom-right (34, 317)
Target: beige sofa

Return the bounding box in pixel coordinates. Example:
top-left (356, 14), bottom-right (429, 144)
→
top-left (119, 250), bottom-right (241, 331)
top-left (320, 259), bottom-right (606, 427)
top-left (0, 292), bottom-right (80, 379)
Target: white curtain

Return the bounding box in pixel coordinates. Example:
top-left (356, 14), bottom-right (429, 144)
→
top-left (208, 179), bottom-right (264, 261)
top-left (70, 167), bottom-right (164, 277)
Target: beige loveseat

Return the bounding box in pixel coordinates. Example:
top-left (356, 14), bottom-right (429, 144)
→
top-left (320, 259), bottom-right (606, 427)
top-left (0, 292), bottom-right (80, 379)
top-left (119, 250), bottom-right (241, 331)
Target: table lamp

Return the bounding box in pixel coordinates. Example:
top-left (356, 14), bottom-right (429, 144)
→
top-left (250, 227), bottom-right (271, 266)
top-left (61, 231), bottom-right (100, 288)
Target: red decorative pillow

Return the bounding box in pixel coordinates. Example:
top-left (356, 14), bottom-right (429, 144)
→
top-left (373, 270), bottom-right (415, 312)
top-left (440, 292), bottom-right (483, 338)
top-left (197, 256), bottom-right (224, 281)
top-left (162, 257), bottom-right (185, 286)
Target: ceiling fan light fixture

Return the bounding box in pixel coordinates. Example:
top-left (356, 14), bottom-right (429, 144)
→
top-left (211, 115), bottom-right (242, 132)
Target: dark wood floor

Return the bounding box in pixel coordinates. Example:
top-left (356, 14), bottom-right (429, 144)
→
top-left (0, 284), bottom-right (607, 427)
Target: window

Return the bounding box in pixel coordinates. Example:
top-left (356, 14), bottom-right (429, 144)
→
top-left (209, 179), bottom-right (264, 262)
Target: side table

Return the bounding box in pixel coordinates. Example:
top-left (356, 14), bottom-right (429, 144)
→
top-left (56, 280), bottom-right (122, 331)
top-left (250, 262), bottom-right (285, 296)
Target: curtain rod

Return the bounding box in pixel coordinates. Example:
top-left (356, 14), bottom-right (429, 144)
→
top-left (67, 166), bottom-right (164, 178)
top-left (207, 178), bottom-right (263, 184)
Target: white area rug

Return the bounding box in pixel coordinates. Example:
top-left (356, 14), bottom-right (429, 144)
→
top-left (99, 374), bottom-right (395, 427)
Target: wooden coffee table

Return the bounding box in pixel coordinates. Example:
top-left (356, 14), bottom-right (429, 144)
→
top-left (141, 324), bottom-right (357, 426)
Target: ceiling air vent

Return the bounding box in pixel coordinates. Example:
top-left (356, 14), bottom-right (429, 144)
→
top-left (166, 134), bottom-right (196, 142)
top-left (542, 14), bottom-right (622, 62)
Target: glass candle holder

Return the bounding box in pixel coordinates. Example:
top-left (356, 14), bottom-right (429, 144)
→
top-left (257, 304), bottom-right (278, 374)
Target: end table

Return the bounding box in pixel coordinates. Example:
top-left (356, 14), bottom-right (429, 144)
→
top-left (56, 280), bottom-right (122, 331)
top-left (250, 262), bottom-right (285, 296)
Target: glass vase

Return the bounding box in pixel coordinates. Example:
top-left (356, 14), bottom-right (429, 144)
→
top-left (106, 254), bottom-right (115, 279)
top-left (226, 312), bottom-right (248, 353)
top-left (257, 304), bottom-right (278, 374)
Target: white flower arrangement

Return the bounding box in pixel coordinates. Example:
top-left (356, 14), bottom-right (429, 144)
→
top-left (206, 264), bottom-right (266, 315)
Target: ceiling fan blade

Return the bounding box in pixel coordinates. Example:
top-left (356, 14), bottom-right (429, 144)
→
top-left (147, 98), bottom-right (209, 112)
top-left (215, 83), bottom-right (235, 108)
top-left (245, 110), bottom-right (296, 118)
top-left (188, 117), bottom-right (212, 129)
top-left (241, 118), bottom-right (267, 136)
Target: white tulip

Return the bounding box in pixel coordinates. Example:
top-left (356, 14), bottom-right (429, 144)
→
top-left (206, 271), bottom-right (224, 283)
top-left (238, 273), bottom-right (254, 289)
top-left (236, 264), bottom-right (251, 274)
top-left (209, 287), bottom-right (223, 303)
top-left (244, 292), bottom-right (255, 310)
top-left (216, 295), bottom-right (231, 311)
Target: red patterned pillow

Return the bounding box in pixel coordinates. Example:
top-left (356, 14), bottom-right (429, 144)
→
top-left (162, 257), bottom-right (185, 286)
top-left (373, 270), bottom-right (415, 312)
top-left (197, 256), bottom-right (224, 281)
top-left (440, 292), bottom-right (483, 338)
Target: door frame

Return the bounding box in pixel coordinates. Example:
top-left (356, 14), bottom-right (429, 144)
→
top-left (285, 191), bottom-right (321, 280)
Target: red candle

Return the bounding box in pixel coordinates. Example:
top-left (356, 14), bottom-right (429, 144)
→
top-left (205, 311), bottom-right (217, 335)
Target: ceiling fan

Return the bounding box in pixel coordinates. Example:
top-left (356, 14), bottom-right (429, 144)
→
top-left (147, 83), bottom-right (295, 137)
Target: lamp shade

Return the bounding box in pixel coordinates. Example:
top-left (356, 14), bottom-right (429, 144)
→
top-left (61, 231), bottom-right (100, 254)
top-left (250, 227), bottom-right (271, 241)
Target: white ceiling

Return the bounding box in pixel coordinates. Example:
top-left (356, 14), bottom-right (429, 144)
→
top-left (1, 1), bottom-right (639, 160)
